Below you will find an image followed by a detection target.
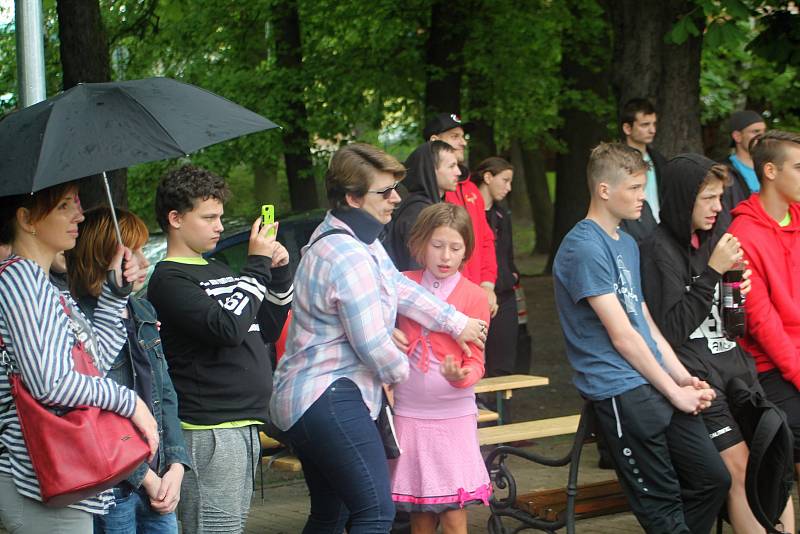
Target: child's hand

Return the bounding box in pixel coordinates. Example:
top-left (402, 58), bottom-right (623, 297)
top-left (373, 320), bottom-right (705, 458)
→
top-left (391, 328), bottom-right (410, 353)
top-left (440, 355), bottom-right (471, 382)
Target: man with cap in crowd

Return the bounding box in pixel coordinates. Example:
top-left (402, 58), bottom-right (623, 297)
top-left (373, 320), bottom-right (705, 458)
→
top-left (725, 110), bottom-right (767, 207)
top-left (424, 113), bottom-right (499, 316)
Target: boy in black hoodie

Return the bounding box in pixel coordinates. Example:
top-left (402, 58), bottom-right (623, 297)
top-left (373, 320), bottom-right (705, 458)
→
top-left (641, 154), bottom-right (794, 532)
top-left (385, 140), bottom-right (460, 270)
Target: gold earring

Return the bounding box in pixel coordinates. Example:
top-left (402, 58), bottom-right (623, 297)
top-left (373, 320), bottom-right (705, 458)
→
top-left (30, 229), bottom-right (37, 236)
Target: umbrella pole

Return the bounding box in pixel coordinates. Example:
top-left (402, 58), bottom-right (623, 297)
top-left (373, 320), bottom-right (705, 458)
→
top-left (101, 171), bottom-right (133, 296)
top-left (101, 171), bottom-right (124, 246)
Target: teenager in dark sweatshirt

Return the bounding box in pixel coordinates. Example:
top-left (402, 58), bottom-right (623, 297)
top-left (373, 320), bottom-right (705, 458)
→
top-left (148, 165), bottom-right (293, 533)
top-left (641, 153), bottom-right (793, 532)
top-left (385, 141), bottom-right (460, 271)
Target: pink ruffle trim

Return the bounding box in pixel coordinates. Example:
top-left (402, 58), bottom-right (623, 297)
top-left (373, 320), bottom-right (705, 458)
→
top-left (392, 483), bottom-right (492, 508)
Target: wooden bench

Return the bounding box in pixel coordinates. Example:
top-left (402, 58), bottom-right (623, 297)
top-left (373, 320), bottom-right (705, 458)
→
top-left (475, 375), bottom-right (549, 423)
top-left (478, 414), bottom-right (580, 446)
top-left (516, 479), bottom-right (629, 522)
top-left (485, 402), bottom-right (628, 534)
top-left (259, 432), bottom-right (303, 472)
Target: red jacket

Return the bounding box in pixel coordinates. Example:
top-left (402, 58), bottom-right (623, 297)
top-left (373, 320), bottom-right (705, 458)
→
top-left (445, 180), bottom-right (497, 287)
top-left (729, 195), bottom-right (800, 387)
top-left (396, 270), bottom-right (490, 388)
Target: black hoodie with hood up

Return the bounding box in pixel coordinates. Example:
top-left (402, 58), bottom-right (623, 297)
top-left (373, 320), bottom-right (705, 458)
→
top-left (641, 153), bottom-right (756, 387)
top-left (384, 142), bottom-right (442, 271)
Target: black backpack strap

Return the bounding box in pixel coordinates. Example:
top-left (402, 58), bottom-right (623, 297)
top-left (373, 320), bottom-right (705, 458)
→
top-left (307, 229), bottom-right (351, 250)
top-left (746, 406), bottom-right (793, 533)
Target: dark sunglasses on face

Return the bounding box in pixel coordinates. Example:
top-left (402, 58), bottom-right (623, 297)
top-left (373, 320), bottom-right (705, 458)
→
top-left (368, 181), bottom-right (401, 199)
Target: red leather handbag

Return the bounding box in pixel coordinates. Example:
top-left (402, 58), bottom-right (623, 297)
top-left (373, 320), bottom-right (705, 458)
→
top-left (0, 259), bottom-right (149, 507)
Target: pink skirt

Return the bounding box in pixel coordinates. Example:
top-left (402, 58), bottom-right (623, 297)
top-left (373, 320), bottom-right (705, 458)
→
top-left (388, 413), bottom-right (492, 513)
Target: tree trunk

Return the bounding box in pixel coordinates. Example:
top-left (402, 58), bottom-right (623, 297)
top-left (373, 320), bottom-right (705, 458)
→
top-left (655, 1), bottom-right (704, 155)
top-left (607, 0), bottom-right (704, 157)
top-left (57, 0), bottom-right (127, 208)
top-left (465, 62), bottom-right (496, 169)
top-left (272, 0), bottom-right (318, 211)
top-left (520, 146), bottom-right (553, 255)
top-left (548, 1), bottom-right (612, 272)
top-left (508, 139), bottom-right (533, 227)
top-left (606, 0), bottom-right (662, 116)
top-left (424, 0), bottom-right (476, 120)
top-left (467, 118), bottom-right (496, 171)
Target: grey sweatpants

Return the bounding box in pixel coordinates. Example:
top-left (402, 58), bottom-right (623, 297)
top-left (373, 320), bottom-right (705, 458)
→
top-left (179, 426), bottom-right (261, 533)
top-left (0, 472), bottom-right (92, 534)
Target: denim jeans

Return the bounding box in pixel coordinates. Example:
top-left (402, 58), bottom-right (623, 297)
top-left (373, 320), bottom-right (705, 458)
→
top-left (286, 377), bottom-right (395, 534)
top-left (93, 487), bottom-right (178, 534)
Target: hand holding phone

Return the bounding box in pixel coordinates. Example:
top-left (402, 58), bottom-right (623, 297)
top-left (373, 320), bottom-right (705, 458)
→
top-left (261, 205), bottom-right (276, 236)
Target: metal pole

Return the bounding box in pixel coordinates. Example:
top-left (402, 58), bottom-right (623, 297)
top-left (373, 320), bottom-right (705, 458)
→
top-left (101, 172), bottom-right (124, 245)
top-left (15, 0), bottom-right (47, 107)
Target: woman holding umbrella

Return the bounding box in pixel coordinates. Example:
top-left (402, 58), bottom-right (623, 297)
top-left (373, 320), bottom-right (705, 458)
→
top-left (0, 183), bottom-right (158, 533)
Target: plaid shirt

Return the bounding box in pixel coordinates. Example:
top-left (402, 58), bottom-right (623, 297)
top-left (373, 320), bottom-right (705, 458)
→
top-left (270, 211), bottom-right (468, 431)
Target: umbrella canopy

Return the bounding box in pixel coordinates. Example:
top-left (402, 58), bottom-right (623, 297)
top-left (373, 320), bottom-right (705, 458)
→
top-left (0, 77), bottom-right (278, 196)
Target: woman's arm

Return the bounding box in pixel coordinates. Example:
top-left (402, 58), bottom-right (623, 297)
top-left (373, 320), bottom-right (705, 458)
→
top-left (394, 270), bottom-right (467, 337)
top-left (331, 255), bottom-right (409, 385)
top-left (0, 261), bottom-right (136, 417)
top-left (89, 283), bottom-right (131, 372)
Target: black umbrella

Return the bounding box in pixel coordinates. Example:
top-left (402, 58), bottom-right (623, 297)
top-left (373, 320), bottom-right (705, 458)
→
top-left (0, 77), bottom-right (278, 243)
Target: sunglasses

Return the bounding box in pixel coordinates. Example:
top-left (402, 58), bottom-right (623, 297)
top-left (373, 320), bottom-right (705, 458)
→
top-left (367, 181), bottom-right (401, 199)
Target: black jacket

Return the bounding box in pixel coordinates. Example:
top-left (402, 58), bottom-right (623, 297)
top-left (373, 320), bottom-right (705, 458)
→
top-left (385, 142), bottom-right (441, 271)
top-left (641, 153), bottom-right (754, 385)
top-left (487, 203), bottom-right (519, 295)
top-left (619, 146), bottom-right (667, 246)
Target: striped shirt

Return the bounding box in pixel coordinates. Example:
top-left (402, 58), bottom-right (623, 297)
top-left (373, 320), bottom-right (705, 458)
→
top-left (269, 211), bottom-right (468, 431)
top-left (0, 257), bottom-right (134, 514)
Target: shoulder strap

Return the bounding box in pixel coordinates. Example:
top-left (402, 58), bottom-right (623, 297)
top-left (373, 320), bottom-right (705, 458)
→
top-left (308, 228), bottom-right (351, 250)
top-left (746, 407), bottom-right (793, 533)
top-left (305, 228), bottom-right (381, 272)
top-left (0, 258), bottom-right (22, 351)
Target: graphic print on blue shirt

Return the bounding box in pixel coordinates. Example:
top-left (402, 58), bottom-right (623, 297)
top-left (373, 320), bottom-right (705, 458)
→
top-left (553, 220), bottom-right (662, 400)
top-left (615, 254), bottom-right (638, 314)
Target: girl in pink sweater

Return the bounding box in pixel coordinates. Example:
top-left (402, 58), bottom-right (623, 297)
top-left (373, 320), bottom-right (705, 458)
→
top-left (390, 203), bottom-right (492, 534)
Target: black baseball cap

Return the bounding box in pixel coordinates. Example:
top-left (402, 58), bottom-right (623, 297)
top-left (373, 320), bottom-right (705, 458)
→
top-left (729, 110), bottom-right (765, 133)
top-left (423, 113), bottom-right (472, 140)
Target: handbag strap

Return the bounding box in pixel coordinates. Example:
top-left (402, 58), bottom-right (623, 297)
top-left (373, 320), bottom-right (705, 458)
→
top-left (0, 258), bottom-right (22, 374)
top-left (0, 256), bottom-right (100, 376)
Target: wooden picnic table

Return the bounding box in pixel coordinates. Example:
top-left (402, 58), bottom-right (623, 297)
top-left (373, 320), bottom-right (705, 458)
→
top-left (475, 374), bottom-right (549, 423)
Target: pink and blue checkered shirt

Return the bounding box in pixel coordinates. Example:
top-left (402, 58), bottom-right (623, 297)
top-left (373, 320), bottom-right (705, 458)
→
top-left (270, 211), bottom-right (468, 431)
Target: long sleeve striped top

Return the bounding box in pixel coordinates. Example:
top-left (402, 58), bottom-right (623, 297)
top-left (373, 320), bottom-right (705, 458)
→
top-left (269, 211), bottom-right (468, 431)
top-left (0, 257), bottom-right (134, 514)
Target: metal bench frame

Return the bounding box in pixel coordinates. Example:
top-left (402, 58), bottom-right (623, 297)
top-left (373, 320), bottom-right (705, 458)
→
top-left (484, 402), bottom-right (593, 534)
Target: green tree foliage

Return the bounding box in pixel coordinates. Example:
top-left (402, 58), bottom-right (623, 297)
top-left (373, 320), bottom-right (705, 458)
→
top-left (2, 0), bottom-right (798, 235)
top-left (463, 0), bottom-right (566, 151)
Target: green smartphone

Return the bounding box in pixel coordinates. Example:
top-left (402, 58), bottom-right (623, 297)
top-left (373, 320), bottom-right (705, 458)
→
top-left (261, 204), bottom-right (276, 236)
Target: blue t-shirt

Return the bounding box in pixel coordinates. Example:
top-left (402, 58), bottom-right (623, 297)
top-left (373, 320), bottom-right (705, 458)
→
top-left (553, 220), bottom-right (663, 400)
top-left (730, 154), bottom-right (759, 193)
